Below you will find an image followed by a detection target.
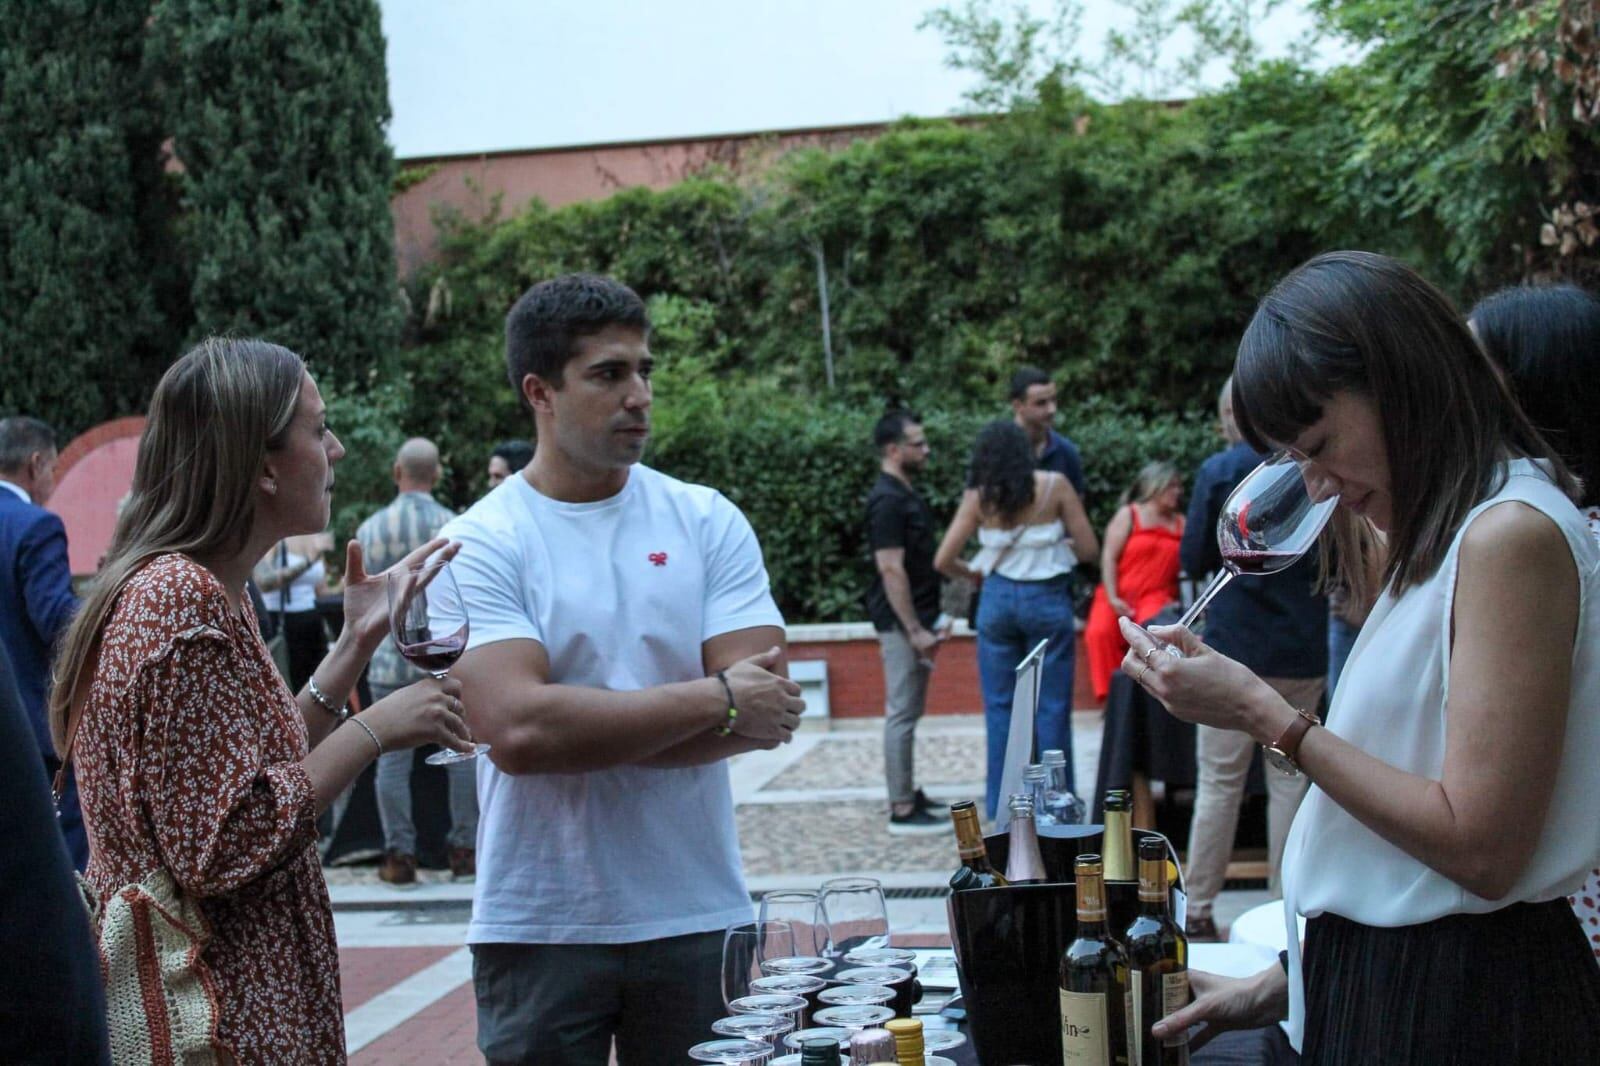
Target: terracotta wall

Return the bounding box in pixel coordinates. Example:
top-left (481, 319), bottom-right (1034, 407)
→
top-left (391, 122), bottom-right (891, 276)
top-left (790, 633), bottom-right (1101, 719)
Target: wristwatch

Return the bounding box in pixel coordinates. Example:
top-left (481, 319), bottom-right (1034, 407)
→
top-left (1263, 707), bottom-right (1320, 777)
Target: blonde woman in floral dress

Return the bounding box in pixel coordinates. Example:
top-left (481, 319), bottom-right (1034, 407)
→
top-left (50, 339), bottom-right (476, 1062)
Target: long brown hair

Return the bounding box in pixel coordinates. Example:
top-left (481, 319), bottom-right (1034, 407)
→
top-left (1231, 251), bottom-right (1573, 605)
top-left (48, 338), bottom-right (304, 753)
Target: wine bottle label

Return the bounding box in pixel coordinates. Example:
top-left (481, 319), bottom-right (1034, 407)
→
top-left (1161, 971), bottom-right (1190, 1048)
top-left (1125, 980), bottom-right (1139, 1066)
top-left (1128, 969), bottom-right (1143, 1066)
top-left (1060, 989), bottom-right (1110, 1065)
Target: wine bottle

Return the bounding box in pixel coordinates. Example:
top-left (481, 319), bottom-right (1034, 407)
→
top-left (1060, 854), bottom-right (1133, 1066)
top-left (1023, 761), bottom-right (1051, 824)
top-left (948, 801), bottom-right (1008, 891)
top-left (1124, 837), bottom-right (1190, 1065)
top-left (797, 1032), bottom-right (843, 1066)
top-left (1102, 789), bottom-right (1134, 882)
top-left (1004, 793), bottom-right (1048, 884)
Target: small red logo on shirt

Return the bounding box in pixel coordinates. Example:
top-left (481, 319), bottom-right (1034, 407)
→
top-left (648, 552), bottom-right (668, 567)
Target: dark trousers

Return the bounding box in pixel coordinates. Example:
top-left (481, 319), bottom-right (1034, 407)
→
top-left (282, 609), bottom-right (328, 693)
top-left (472, 931), bottom-right (725, 1066)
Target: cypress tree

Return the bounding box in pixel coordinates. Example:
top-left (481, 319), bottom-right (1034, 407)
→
top-left (0, 1), bottom-right (174, 436)
top-left (157, 0), bottom-right (400, 387)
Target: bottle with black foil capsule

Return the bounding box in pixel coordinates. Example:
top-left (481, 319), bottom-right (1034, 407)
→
top-left (948, 801), bottom-right (1008, 891)
top-left (1102, 789), bottom-right (1135, 882)
top-left (1124, 837), bottom-right (1189, 1065)
top-left (1005, 793), bottom-right (1048, 884)
top-left (1060, 854), bottom-right (1132, 1066)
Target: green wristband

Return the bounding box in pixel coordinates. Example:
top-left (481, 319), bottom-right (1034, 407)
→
top-left (713, 670), bottom-right (738, 736)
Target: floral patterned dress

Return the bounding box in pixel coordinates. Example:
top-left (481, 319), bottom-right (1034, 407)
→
top-left (76, 554), bottom-right (344, 1063)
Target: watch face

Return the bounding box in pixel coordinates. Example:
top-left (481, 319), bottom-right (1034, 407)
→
top-left (1264, 746), bottom-right (1301, 777)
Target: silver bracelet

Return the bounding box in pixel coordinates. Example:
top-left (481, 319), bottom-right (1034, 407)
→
top-left (349, 716), bottom-right (383, 757)
top-left (306, 676), bottom-right (350, 723)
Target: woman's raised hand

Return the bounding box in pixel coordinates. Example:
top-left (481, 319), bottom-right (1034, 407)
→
top-left (340, 537), bottom-right (461, 652)
top-left (1117, 617), bottom-right (1287, 742)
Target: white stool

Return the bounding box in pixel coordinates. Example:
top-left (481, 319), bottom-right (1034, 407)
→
top-left (1228, 899), bottom-right (1306, 953)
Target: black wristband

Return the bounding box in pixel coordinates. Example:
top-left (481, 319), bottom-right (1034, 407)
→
top-left (713, 670), bottom-right (738, 736)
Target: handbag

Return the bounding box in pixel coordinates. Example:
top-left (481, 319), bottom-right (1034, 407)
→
top-left (266, 542), bottom-right (292, 681)
top-left (54, 648), bottom-right (225, 1065)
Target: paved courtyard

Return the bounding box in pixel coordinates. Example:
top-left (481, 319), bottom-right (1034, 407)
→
top-left (327, 713), bottom-right (1271, 1061)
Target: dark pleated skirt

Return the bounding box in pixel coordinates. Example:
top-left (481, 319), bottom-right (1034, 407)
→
top-left (1301, 899), bottom-right (1600, 1065)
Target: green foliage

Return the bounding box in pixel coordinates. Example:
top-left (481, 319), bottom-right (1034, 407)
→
top-left (154, 0), bottom-right (401, 389)
top-left (0, 0), bottom-right (181, 437)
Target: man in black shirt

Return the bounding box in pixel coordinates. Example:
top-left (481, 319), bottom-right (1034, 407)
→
top-left (1179, 380), bottom-right (1327, 939)
top-left (865, 411), bottom-right (948, 834)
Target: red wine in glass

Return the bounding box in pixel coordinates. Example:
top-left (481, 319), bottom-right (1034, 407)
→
top-left (1154, 454), bottom-right (1337, 656)
top-left (386, 559), bottom-right (488, 765)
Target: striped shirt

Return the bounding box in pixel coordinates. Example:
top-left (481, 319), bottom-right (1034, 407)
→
top-left (355, 491), bottom-right (456, 689)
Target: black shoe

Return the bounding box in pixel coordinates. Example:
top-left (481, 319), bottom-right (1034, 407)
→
top-left (888, 807), bottom-right (948, 836)
top-left (912, 787), bottom-right (934, 814)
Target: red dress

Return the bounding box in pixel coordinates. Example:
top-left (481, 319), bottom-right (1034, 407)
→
top-left (77, 554), bottom-right (344, 1063)
top-left (1084, 505), bottom-right (1184, 700)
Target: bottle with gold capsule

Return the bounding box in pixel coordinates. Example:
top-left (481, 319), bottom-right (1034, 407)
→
top-left (1124, 837), bottom-right (1189, 1065)
top-left (948, 801), bottom-right (1008, 891)
top-left (1102, 789), bottom-right (1134, 882)
top-left (1060, 854), bottom-right (1133, 1065)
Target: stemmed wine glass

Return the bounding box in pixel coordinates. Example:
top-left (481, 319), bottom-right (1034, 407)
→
top-left (723, 920), bottom-right (797, 1009)
top-left (386, 556), bottom-right (488, 765)
top-left (1157, 453), bottom-right (1337, 656)
top-left (758, 890), bottom-right (826, 956)
top-left (818, 877), bottom-right (890, 957)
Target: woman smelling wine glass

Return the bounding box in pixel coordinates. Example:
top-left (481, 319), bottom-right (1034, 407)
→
top-left (1122, 252), bottom-right (1600, 1062)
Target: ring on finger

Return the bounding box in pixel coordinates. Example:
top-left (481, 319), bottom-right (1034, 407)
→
top-left (1142, 647), bottom-right (1162, 663)
top-left (1136, 663), bottom-right (1151, 685)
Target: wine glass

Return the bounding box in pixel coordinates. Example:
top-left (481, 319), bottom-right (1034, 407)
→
top-left (712, 1012), bottom-right (796, 1051)
top-left (385, 557), bottom-right (488, 765)
top-left (818, 877), bottom-right (890, 957)
top-left (688, 1038), bottom-right (773, 1064)
top-left (758, 890), bottom-right (826, 956)
top-left (810, 1004), bottom-right (894, 1031)
top-left (1157, 453), bottom-right (1337, 656)
top-left (723, 920), bottom-right (796, 1009)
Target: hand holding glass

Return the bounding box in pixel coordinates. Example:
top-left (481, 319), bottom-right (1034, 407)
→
top-left (385, 558), bottom-right (488, 765)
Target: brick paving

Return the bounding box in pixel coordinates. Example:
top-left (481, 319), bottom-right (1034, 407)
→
top-left (348, 980), bottom-right (478, 1065)
top-left (762, 730), bottom-right (986, 793)
top-left (341, 945), bottom-right (458, 1012)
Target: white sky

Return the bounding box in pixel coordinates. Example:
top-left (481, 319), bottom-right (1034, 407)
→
top-left (380, 1), bottom-right (1350, 159)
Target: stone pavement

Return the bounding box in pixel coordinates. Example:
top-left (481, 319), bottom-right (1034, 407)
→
top-left (329, 713), bottom-right (1270, 1060)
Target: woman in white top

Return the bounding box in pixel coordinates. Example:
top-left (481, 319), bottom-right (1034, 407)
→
top-left (255, 531), bottom-right (335, 691)
top-left (935, 420), bottom-right (1098, 819)
top-left (1120, 251), bottom-right (1600, 1063)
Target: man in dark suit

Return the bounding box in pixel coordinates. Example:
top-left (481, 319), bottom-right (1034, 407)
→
top-left (0, 416), bottom-right (86, 869)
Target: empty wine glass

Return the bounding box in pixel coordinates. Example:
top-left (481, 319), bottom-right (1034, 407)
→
top-left (712, 1012), bottom-right (795, 1050)
top-left (816, 984), bottom-right (895, 1008)
top-left (818, 877), bottom-right (889, 957)
top-left (689, 1037), bottom-right (772, 1064)
top-left (759, 955), bottom-right (831, 978)
top-left (782, 1027), bottom-right (852, 1051)
top-left (730, 993), bottom-right (807, 1038)
top-left (810, 1004), bottom-right (895, 1031)
top-left (758, 890), bottom-right (826, 956)
top-left (385, 556), bottom-right (489, 765)
top-left (723, 920), bottom-right (796, 1009)
top-left (922, 1030), bottom-right (968, 1054)
top-left (1157, 453), bottom-right (1337, 656)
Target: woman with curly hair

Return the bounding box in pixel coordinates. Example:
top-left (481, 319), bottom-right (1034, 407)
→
top-left (936, 420), bottom-right (1098, 818)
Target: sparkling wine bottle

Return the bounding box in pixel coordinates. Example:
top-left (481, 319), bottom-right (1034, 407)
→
top-left (1061, 855), bottom-right (1133, 1066)
top-left (1124, 837), bottom-right (1190, 1065)
top-left (1004, 793), bottom-right (1048, 884)
top-left (1102, 789), bottom-right (1135, 882)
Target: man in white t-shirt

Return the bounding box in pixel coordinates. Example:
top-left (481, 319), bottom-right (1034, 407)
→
top-left (431, 274), bottom-right (805, 1066)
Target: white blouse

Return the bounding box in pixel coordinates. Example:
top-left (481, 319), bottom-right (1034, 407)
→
top-left (1280, 459), bottom-right (1600, 1047)
top-left (970, 519), bottom-right (1078, 581)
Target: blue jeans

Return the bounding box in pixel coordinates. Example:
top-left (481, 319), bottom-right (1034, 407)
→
top-left (1327, 612), bottom-right (1360, 700)
top-left (976, 573), bottom-right (1076, 819)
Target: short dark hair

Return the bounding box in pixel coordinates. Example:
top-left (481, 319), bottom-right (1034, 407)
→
top-left (1232, 250), bottom-right (1572, 600)
top-left (491, 439), bottom-right (534, 471)
top-left (505, 274), bottom-right (650, 402)
top-left (1470, 283), bottom-right (1600, 508)
top-left (1008, 366), bottom-right (1053, 402)
top-left (0, 416), bottom-right (57, 474)
top-left (873, 409), bottom-right (922, 451)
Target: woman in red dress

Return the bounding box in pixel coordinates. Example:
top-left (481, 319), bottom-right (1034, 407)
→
top-left (49, 339), bottom-right (477, 1063)
top-left (1084, 461), bottom-right (1186, 701)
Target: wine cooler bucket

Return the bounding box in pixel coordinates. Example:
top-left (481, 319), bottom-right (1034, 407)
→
top-left (947, 826), bottom-right (1178, 1066)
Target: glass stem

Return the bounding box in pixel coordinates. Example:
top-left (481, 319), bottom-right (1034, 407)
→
top-left (1173, 569), bottom-right (1234, 634)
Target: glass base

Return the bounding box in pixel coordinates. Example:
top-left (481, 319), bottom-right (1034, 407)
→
top-left (425, 743), bottom-right (489, 766)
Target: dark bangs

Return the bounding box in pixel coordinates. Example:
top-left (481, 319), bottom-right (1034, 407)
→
top-left (1232, 297), bottom-right (1366, 457)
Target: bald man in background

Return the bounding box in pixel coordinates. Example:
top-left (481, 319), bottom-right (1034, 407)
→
top-left (355, 438), bottom-right (477, 885)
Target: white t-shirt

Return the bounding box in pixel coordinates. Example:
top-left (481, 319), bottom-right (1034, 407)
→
top-left (1280, 460), bottom-right (1600, 1046)
top-left (431, 464), bottom-right (783, 944)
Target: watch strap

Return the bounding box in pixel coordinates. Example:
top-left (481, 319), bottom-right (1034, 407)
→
top-left (1271, 707), bottom-right (1320, 767)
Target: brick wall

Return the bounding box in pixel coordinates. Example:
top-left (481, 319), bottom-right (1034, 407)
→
top-left (789, 629), bottom-right (1101, 718)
